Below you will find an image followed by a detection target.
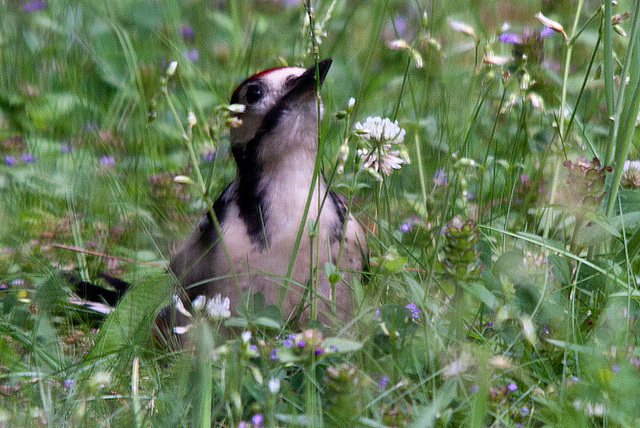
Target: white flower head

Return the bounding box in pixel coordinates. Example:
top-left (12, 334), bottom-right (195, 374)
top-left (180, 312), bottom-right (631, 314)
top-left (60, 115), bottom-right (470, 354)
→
top-left (623, 160), bottom-right (640, 172)
top-left (241, 330), bottom-right (252, 343)
top-left (172, 295), bottom-right (192, 318)
top-left (622, 160), bottom-right (640, 188)
top-left (354, 117), bottom-right (408, 180)
top-left (206, 294), bottom-right (231, 320)
top-left (268, 377), bottom-right (281, 394)
top-left (355, 116), bottom-right (405, 144)
top-left (192, 295), bottom-right (207, 311)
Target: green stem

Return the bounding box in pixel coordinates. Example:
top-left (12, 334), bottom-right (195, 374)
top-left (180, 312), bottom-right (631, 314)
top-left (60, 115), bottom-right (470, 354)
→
top-left (558, 0), bottom-right (585, 143)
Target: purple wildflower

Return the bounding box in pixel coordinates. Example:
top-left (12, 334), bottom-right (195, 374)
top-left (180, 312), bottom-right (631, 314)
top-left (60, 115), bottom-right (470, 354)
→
top-left (487, 322), bottom-right (493, 327)
top-left (433, 168), bottom-right (447, 186)
top-left (498, 32), bottom-right (522, 44)
top-left (61, 143), bottom-right (73, 153)
top-left (375, 308), bottom-right (381, 318)
top-left (406, 303), bottom-right (420, 319)
top-left (249, 344), bottom-right (259, 357)
top-left (21, 153), bottom-right (35, 163)
top-left (11, 279), bottom-right (24, 286)
top-left (469, 384), bottom-right (479, 393)
top-left (202, 152), bottom-right (214, 162)
top-left (237, 422), bottom-right (247, 428)
top-left (270, 348), bottom-right (278, 360)
top-left (99, 155), bottom-right (115, 166)
top-left (297, 340), bottom-right (306, 348)
top-left (4, 156), bottom-right (16, 166)
top-left (539, 26), bottom-right (554, 37)
top-left (520, 406), bottom-right (529, 416)
top-left (0, 283), bottom-right (7, 290)
top-left (23, 0), bottom-right (46, 12)
top-left (399, 221), bottom-right (413, 232)
top-left (378, 375), bottom-right (388, 388)
top-left (314, 348), bottom-right (324, 355)
top-left (328, 345), bottom-right (338, 352)
top-left (184, 48), bottom-right (199, 62)
top-left (63, 379), bottom-right (74, 388)
top-left (180, 25), bottom-right (195, 40)
top-left (251, 413), bottom-right (263, 427)
top-left (507, 382), bottom-right (518, 392)
top-left (283, 334), bottom-right (295, 348)
top-left (612, 364), bottom-right (619, 372)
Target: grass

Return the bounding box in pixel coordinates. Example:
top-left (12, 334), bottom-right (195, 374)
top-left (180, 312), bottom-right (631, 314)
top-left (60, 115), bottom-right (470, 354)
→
top-left (2, 0), bottom-right (640, 426)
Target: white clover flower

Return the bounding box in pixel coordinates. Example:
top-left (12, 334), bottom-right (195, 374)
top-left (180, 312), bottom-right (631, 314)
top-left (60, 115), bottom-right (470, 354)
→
top-left (622, 160), bottom-right (640, 188)
top-left (268, 377), bottom-right (281, 394)
top-left (192, 295), bottom-right (206, 311)
top-left (354, 117), bottom-right (408, 180)
top-left (623, 160), bottom-right (640, 172)
top-left (172, 295), bottom-right (192, 318)
top-left (241, 330), bottom-right (252, 343)
top-left (206, 294), bottom-right (231, 320)
top-left (355, 116), bottom-right (406, 144)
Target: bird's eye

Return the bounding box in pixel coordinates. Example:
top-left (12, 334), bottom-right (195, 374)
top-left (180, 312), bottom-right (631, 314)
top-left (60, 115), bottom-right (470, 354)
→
top-left (245, 84), bottom-right (263, 105)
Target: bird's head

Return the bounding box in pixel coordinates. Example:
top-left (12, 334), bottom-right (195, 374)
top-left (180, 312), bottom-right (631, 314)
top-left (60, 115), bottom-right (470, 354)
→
top-left (229, 59), bottom-right (332, 167)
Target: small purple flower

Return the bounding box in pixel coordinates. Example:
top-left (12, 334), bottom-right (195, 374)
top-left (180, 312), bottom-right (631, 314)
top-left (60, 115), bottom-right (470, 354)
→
top-left (251, 413), bottom-right (263, 427)
top-left (61, 143), bottom-right (73, 153)
top-left (237, 422), bottom-right (247, 428)
top-left (469, 384), bottom-right (479, 393)
top-left (612, 364), bottom-right (619, 372)
top-left (487, 322), bottom-right (493, 327)
top-left (23, 0), bottom-right (46, 12)
top-left (539, 26), bottom-right (554, 37)
top-left (375, 308), bottom-right (380, 318)
top-left (507, 382), bottom-right (518, 392)
top-left (399, 221), bottom-right (413, 232)
top-left (406, 303), bottom-right (420, 319)
top-left (520, 406), bottom-right (529, 417)
top-left (4, 156), bottom-right (16, 166)
top-left (100, 155), bottom-right (115, 166)
top-left (21, 153), bottom-right (35, 163)
top-left (249, 344), bottom-right (259, 357)
top-left (63, 379), bottom-right (74, 388)
top-left (180, 25), bottom-right (195, 40)
top-left (314, 348), bottom-right (324, 355)
top-left (328, 345), bottom-right (338, 352)
top-left (184, 48), bottom-right (199, 62)
top-left (297, 340), bottom-right (306, 348)
top-left (433, 169), bottom-right (447, 186)
top-left (11, 279), bottom-right (24, 286)
top-left (283, 334), bottom-right (295, 348)
top-left (498, 32), bottom-right (522, 44)
top-left (270, 348), bottom-right (278, 360)
top-left (0, 283), bottom-right (8, 290)
top-left (378, 375), bottom-right (388, 388)
top-left (202, 152), bottom-right (214, 162)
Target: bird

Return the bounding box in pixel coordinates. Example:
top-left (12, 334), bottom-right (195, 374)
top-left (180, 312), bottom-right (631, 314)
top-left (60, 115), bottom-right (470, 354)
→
top-left (164, 59), bottom-right (367, 341)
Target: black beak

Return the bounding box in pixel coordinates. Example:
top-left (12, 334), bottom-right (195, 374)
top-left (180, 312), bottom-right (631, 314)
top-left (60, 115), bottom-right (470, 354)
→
top-left (287, 58), bottom-right (332, 98)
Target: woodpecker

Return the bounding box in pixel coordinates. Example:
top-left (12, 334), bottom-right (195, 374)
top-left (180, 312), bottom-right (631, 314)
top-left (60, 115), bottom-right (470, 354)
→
top-left (166, 59), bottom-right (366, 336)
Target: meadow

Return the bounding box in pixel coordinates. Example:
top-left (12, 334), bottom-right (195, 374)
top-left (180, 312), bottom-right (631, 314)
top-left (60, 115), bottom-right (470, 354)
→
top-left (2, 0), bottom-right (640, 426)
